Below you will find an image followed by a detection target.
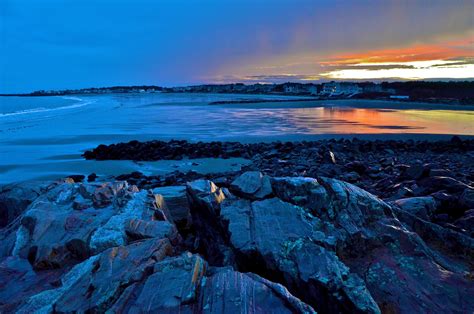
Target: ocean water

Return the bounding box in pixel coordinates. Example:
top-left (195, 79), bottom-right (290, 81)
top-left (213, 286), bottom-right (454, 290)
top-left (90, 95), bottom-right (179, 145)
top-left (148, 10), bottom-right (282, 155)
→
top-left (1, 93), bottom-right (473, 183)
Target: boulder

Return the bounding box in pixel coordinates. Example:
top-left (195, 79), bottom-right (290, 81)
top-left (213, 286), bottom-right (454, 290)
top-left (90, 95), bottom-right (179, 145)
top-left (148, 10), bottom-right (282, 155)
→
top-left (187, 175), bottom-right (474, 313)
top-left (401, 164), bottom-right (426, 180)
top-left (453, 209), bottom-right (474, 237)
top-left (340, 171), bottom-right (361, 183)
top-left (230, 171), bottom-right (273, 200)
top-left (110, 253), bottom-right (315, 313)
top-left (186, 179), bottom-right (227, 216)
top-left (393, 196), bottom-right (438, 220)
top-left (11, 181), bottom-right (177, 269)
top-left (0, 181), bottom-right (53, 228)
top-left (344, 161), bottom-right (367, 174)
top-left (152, 185), bottom-right (190, 225)
top-left (18, 238), bottom-right (173, 313)
top-left (416, 176), bottom-right (470, 195)
top-left (17, 240), bottom-right (314, 313)
top-left (0, 256), bottom-right (66, 312)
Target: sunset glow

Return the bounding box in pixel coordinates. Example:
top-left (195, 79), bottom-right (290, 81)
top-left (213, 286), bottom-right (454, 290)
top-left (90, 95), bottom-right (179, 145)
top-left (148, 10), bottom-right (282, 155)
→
top-left (322, 59), bottom-right (474, 80)
top-left (318, 38), bottom-right (474, 80)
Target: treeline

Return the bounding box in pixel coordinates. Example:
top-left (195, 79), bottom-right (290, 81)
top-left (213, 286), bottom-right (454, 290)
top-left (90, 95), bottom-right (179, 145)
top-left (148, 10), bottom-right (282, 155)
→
top-left (381, 81), bottom-right (474, 102)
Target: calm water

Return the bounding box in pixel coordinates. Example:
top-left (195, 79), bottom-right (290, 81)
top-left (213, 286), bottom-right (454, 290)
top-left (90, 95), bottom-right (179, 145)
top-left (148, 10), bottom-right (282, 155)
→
top-left (1, 93), bottom-right (473, 183)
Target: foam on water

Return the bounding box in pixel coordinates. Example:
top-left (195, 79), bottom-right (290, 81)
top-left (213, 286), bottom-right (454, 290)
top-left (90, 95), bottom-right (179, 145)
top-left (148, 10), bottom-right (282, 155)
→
top-left (0, 96), bottom-right (94, 118)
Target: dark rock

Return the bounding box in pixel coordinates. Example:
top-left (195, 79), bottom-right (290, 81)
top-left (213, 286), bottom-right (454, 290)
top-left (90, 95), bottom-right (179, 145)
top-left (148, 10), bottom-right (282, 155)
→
top-left (18, 238), bottom-right (174, 313)
top-left (459, 188), bottom-right (474, 209)
top-left (322, 150), bottom-right (336, 164)
top-left (0, 256), bottom-right (66, 312)
top-left (340, 171), bottom-right (361, 183)
top-left (66, 175), bottom-right (85, 183)
top-left (429, 168), bottom-right (453, 177)
top-left (453, 209), bottom-right (474, 236)
top-left (344, 161), bottom-right (367, 174)
top-left (11, 181), bottom-right (176, 269)
top-left (230, 171), bottom-right (273, 200)
top-left (15, 239), bottom-right (315, 313)
top-left (401, 164), bottom-right (426, 180)
top-left (111, 253), bottom-right (315, 313)
top-left (188, 175), bottom-right (474, 313)
top-left (152, 185), bottom-right (190, 225)
top-left (87, 173), bottom-right (97, 182)
top-left (417, 176), bottom-right (470, 195)
top-left (0, 181), bottom-right (51, 228)
top-left (451, 135), bottom-right (462, 144)
top-left (393, 196), bottom-right (437, 220)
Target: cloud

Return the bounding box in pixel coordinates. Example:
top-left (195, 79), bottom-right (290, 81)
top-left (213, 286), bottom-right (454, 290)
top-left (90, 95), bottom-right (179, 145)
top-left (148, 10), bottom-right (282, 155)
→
top-left (207, 74), bottom-right (321, 84)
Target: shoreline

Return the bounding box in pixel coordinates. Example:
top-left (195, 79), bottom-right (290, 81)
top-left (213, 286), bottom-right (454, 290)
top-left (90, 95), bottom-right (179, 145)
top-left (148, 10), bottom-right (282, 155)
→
top-left (3, 93), bottom-right (474, 111)
top-left (215, 98), bottom-right (474, 111)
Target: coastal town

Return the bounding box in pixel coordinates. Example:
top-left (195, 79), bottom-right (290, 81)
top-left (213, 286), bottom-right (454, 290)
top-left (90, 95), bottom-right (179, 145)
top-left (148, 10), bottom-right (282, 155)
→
top-left (9, 81), bottom-right (474, 105)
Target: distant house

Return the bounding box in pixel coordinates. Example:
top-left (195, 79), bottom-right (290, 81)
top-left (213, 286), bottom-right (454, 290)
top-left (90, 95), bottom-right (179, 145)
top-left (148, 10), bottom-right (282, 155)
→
top-left (281, 83), bottom-right (317, 94)
top-left (390, 95), bottom-right (410, 100)
top-left (321, 82), bottom-right (362, 96)
top-left (283, 83), bottom-right (302, 94)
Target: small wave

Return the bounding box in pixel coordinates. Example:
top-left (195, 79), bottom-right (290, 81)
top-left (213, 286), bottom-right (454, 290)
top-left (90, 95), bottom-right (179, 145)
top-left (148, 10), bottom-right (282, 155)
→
top-left (0, 97), bottom-right (94, 118)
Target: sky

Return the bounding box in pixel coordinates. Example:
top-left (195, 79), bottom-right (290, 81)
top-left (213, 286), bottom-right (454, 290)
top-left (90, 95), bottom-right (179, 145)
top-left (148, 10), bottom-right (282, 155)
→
top-left (1, 0), bottom-right (473, 93)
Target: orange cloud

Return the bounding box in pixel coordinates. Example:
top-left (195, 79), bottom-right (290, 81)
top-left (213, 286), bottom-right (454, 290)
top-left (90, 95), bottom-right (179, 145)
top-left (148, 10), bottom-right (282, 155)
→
top-left (321, 36), bottom-right (473, 66)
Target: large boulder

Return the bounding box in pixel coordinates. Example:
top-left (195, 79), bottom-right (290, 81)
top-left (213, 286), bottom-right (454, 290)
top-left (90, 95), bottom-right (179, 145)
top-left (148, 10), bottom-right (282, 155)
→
top-left (0, 181), bottom-right (54, 228)
top-left (110, 253), bottom-right (315, 313)
top-left (230, 171), bottom-right (273, 200)
top-left (16, 238), bottom-right (173, 313)
top-left (11, 181), bottom-right (179, 269)
top-left (187, 175), bottom-right (474, 313)
top-left (152, 185), bottom-right (190, 225)
top-left (393, 196), bottom-right (438, 220)
top-left (416, 176), bottom-right (470, 195)
top-left (0, 256), bottom-right (67, 312)
top-left (16, 239), bottom-right (314, 313)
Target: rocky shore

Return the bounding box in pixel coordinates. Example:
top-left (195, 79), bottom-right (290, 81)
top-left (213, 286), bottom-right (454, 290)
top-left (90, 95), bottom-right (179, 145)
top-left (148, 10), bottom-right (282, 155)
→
top-left (1, 138), bottom-right (474, 312)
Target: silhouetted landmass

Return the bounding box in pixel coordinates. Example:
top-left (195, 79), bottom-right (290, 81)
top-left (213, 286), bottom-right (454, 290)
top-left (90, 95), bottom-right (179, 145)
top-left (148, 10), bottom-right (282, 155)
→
top-left (2, 81), bottom-right (474, 105)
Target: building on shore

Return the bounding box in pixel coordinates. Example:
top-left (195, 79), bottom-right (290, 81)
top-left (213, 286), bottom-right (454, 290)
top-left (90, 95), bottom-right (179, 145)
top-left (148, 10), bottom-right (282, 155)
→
top-left (390, 95), bottom-right (410, 100)
top-left (320, 82), bottom-right (362, 97)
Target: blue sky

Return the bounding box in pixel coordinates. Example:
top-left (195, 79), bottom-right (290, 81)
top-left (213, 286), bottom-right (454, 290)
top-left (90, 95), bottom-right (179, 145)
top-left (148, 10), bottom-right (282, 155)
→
top-left (1, 0), bottom-right (473, 93)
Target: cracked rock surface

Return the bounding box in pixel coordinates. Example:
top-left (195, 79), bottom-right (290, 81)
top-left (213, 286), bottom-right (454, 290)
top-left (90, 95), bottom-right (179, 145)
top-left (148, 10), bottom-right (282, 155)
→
top-left (1, 172), bottom-right (473, 313)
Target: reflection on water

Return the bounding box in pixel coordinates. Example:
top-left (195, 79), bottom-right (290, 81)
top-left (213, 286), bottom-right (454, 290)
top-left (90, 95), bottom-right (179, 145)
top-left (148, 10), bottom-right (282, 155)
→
top-left (217, 106), bottom-right (474, 137)
top-left (286, 107), bottom-right (474, 134)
